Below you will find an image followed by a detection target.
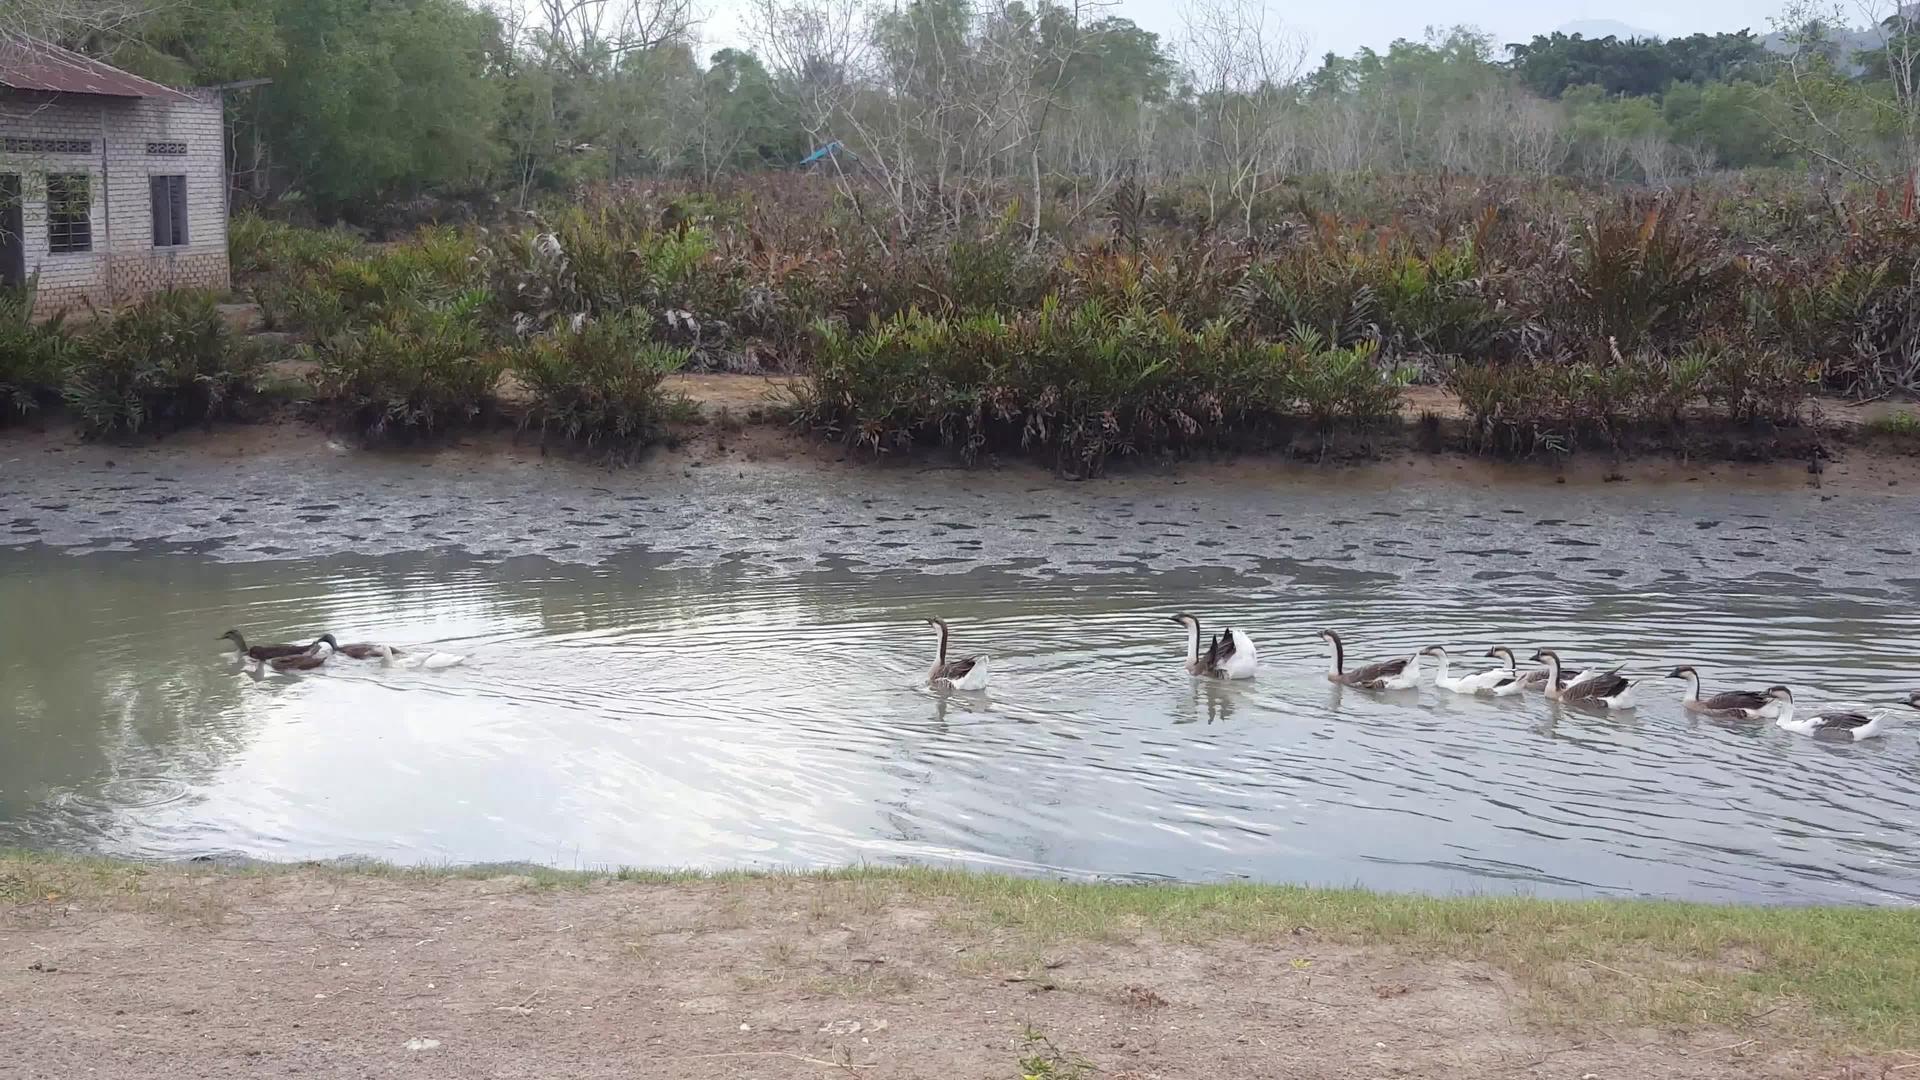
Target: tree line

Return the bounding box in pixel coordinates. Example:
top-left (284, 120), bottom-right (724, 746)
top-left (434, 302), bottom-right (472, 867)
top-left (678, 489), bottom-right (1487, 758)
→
top-left (9, 0), bottom-right (1920, 226)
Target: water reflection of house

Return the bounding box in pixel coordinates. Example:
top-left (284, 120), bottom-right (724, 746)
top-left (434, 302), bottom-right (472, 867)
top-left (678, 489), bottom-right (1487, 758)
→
top-left (1, 37), bottom-right (233, 313)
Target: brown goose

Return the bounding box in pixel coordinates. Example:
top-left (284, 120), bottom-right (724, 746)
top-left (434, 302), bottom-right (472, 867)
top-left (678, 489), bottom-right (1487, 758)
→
top-left (1532, 650), bottom-right (1638, 709)
top-left (1321, 630), bottom-right (1419, 690)
top-left (1667, 665), bottom-right (1778, 719)
top-left (264, 635), bottom-right (336, 674)
top-left (220, 629), bottom-right (311, 663)
top-left (1171, 614), bottom-right (1256, 680)
top-left (925, 619), bottom-right (990, 690)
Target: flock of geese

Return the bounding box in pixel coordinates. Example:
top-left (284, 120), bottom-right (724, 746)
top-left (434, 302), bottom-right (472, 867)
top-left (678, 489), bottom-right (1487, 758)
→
top-left (220, 630), bottom-right (466, 672)
top-left (929, 616), bottom-right (1920, 742)
top-left (220, 618), bottom-right (1914, 743)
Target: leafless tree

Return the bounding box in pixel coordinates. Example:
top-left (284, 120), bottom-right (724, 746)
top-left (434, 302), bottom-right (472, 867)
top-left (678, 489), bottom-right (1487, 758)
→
top-left (531, 0), bottom-right (695, 73)
top-left (1178, 0), bottom-right (1304, 237)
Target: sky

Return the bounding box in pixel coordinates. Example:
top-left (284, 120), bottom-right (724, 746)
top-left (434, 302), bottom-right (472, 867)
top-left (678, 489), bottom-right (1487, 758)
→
top-left (691, 0), bottom-right (1792, 64)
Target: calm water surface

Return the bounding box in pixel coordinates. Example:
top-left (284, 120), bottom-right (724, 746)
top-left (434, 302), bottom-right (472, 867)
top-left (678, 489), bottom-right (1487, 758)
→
top-left (3, 516), bottom-right (1918, 904)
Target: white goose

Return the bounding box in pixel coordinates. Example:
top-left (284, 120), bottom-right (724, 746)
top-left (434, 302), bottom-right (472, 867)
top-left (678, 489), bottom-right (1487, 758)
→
top-left (1532, 650), bottom-right (1638, 710)
top-left (374, 644), bottom-right (468, 670)
top-left (1171, 614), bottom-right (1256, 680)
top-left (925, 618), bottom-right (990, 690)
top-left (1422, 646), bottom-right (1517, 694)
top-left (1771, 687), bottom-right (1914, 742)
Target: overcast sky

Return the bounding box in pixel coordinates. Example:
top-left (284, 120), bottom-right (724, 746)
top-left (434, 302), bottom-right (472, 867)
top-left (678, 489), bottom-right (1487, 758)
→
top-left (693, 0), bottom-right (1789, 64)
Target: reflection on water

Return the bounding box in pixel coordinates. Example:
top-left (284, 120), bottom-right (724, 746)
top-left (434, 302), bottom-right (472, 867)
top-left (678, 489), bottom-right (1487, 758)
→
top-left (2, 543), bottom-right (1918, 905)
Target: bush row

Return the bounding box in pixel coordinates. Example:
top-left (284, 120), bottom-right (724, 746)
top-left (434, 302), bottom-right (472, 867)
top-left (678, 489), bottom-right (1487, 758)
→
top-left (1, 289), bottom-right (257, 436)
top-left (230, 174), bottom-right (1920, 403)
top-left (1, 281), bottom-right (688, 450)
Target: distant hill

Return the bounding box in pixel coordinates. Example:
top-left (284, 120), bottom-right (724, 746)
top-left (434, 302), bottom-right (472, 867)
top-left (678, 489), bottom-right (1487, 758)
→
top-left (1553, 19), bottom-right (1660, 41)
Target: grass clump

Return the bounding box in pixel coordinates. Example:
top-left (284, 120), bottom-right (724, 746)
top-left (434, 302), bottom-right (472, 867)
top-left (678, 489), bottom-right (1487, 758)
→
top-left (311, 295), bottom-right (501, 437)
top-left (228, 211), bottom-right (362, 278)
top-left (508, 312), bottom-right (691, 449)
top-left (62, 291), bottom-right (259, 436)
top-left (0, 280), bottom-right (77, 420)
top-left (1863, 410), bottom-right (1920, 438)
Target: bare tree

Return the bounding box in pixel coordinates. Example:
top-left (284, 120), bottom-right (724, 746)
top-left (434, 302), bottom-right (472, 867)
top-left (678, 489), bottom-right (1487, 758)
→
top-left (532, 0), bottom-right (695, 74)
top-left (1767, 0), bottom-right (1920, 182)
top-left (1178, 0), bottom-right (1304, 237)
top-left (1, 0), bottom-right (160, 43)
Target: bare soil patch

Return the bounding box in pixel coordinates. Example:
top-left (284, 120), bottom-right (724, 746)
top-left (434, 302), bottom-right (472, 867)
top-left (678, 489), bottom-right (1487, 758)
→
top-left (0, 869), bottom-right (1874, 1079)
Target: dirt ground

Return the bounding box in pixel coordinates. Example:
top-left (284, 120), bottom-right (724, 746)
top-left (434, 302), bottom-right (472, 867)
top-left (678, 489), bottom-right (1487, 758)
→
top-left (0, 871), bottom-right (1872, 1080)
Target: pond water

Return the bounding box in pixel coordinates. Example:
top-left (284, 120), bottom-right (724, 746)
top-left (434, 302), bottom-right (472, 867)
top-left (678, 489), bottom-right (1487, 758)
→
top-left (2, 447), bottom-right (1918, 903)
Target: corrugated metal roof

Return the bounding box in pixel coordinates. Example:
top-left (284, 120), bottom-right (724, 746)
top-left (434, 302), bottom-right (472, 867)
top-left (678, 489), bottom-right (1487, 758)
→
top-left (0, 36), bottom-right (193, 101)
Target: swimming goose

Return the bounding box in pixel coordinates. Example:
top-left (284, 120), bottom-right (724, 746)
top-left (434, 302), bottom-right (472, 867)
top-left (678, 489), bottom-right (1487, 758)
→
top-left (1322, 630), bottom-right (1419, 690)
top-left (335, 640), bottom-right (404, 660)
top-left (220, 629), bottom-right (311, 663)
top-left (1423, 646), bottom-right (1515, 693)
top-left (1532, 650), bottom-right (1637, 709)
top-left (925, 618), bottom-right (990, 690)
top-left (374, 644), bottom-right (467, 670)
top-left (1172, 614), bottom-right (1256, 680)
top-left (1667, 665), bottom-right (1779, 719)
top-left (265, 634), bottom-right (335, 674)
top-left (1486, 646), bottom-right (1622, 693)
top-left (1772, 687), bottom-right (1911, 741)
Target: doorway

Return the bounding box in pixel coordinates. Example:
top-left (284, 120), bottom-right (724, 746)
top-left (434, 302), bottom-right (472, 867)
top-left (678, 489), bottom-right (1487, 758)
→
top-left (0, 174), bottom-right (25, 290)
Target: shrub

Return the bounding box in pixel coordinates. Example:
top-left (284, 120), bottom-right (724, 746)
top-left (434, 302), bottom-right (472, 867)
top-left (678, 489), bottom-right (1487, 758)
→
top-left (509, 313), bottom-right (690, 447)
top-left (312, 294), bottom-right (502, 437)
top-left (255, 227), bottom-right (478, 335)
top-left (229, 213), bottom-right (363, 277)
top-left (0, 279), bottom-right (77, 419)
top-left (1286, 327), bottom-right (1413, 430)
top-left (1567, 198), bottom-right (1733, 351)
top-left (63, 291), bottom-right (256, 436)
top-left (798, 298), bottom-right (1400, 474)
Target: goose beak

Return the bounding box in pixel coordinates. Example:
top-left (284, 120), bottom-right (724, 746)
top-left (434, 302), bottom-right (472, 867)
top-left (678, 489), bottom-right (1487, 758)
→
top-left (1665, 668), bottom-right (1685, 679)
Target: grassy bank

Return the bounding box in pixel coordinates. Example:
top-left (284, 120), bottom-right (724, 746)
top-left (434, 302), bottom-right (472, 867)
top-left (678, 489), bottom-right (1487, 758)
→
top-left (5, 850), bottom-right (1916, 1049)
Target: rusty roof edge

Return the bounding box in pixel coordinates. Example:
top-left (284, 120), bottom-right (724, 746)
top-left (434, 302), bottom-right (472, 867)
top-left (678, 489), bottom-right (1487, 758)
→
top-left (0, 34), bottom-right (195, 102)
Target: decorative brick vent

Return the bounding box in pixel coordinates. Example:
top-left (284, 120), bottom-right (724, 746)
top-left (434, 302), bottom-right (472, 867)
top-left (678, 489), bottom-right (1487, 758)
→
top-left (3, 137), bottom-right (94, 154)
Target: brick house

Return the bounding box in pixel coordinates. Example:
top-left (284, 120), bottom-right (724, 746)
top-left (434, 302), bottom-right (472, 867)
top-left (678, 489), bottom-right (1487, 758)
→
top-left (1, 38), bottom-right (230, 314)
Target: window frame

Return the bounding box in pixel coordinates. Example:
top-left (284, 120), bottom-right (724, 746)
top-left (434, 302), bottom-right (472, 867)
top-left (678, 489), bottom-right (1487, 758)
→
top-left (46, 172), bottom-right (93, 255)
top-left (150, 174), bottom-right (189, 248)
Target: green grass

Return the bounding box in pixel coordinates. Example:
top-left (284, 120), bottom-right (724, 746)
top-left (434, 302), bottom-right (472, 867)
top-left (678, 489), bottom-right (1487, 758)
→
top-left (1863, 410), bottom-right (1920, 438)
top-left (5, 852), bottom-right (1918, 1047)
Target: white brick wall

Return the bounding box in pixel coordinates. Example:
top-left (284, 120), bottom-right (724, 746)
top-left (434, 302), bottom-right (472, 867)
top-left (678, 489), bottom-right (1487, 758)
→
top-left (2, 88), bottom-right (230, 312)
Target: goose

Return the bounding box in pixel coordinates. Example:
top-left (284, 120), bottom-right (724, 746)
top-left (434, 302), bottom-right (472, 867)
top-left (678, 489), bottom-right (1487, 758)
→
top-left (1322, 630), bottom-right (1419, 690)
top-left (265, 634), bottom-right (335, 674)
top-left (1484, 646), bottom-right (1549, 690)
top-left (1423, 646), bottom-right (1516, 694)
top-left (374, 644), bottom-right (467, 671)
top-left (925, 618), bottom-right (990, 690)
top-left (1667, 665), bottom-right (1779, 719)
top-left (335, 640), bottom-right (405, 661)
top-left (219, 629), bottom-right (311, 663)
top-left (1171, 614), bottom-right (1256, 680)
top-left (1486, 646), bottom-right (1622, 693)
top-left (1532, 650), bottom-right (1637, 709)
top-left (1772, 686), bottom-right (1913, 741)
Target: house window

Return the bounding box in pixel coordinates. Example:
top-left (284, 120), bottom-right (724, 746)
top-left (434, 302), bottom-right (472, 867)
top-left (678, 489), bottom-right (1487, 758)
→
top-left (47, 173), bottom-right (92, 254)
top-left (150, 175), bottom-right (189, 247)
